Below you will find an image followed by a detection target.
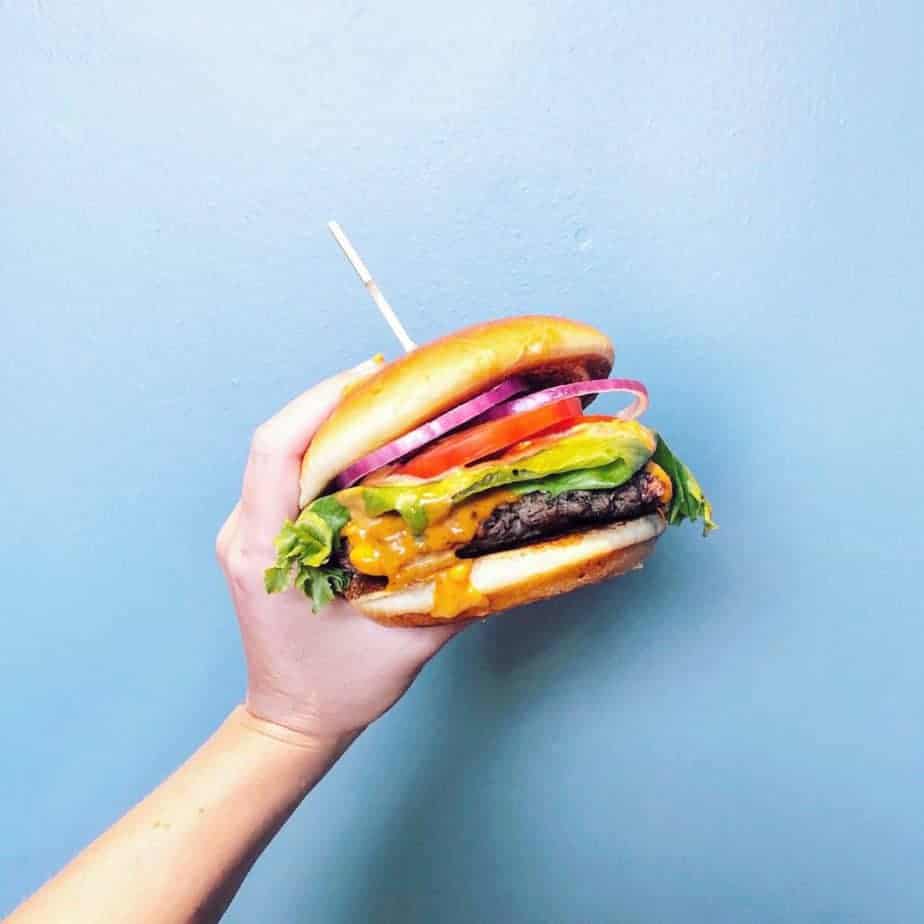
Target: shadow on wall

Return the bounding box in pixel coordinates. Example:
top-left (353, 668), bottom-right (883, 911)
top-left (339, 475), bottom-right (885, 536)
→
top-left (332, 549), bottom-right (672, 921)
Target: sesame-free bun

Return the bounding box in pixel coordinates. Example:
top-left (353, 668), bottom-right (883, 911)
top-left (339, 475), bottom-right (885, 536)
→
top-left (299, 315), bottom-right (614, 505)
top-left (349, 514), bottom-right (665, 627)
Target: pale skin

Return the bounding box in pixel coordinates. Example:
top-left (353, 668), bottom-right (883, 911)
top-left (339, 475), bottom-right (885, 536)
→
top-left (9, 357), bottom-right (466, 923)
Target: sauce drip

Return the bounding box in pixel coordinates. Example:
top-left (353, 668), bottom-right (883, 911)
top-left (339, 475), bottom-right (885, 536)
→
top-left (432, 560), bottom-right (488, 619)
top-left (341, 490), bottom-right (514, 614)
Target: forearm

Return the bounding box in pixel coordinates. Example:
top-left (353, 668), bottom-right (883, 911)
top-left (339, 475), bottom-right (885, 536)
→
top-left (10, 707), bottom-right (357, 924)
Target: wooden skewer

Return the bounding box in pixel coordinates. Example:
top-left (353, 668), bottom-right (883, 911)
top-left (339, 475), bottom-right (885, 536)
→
top-left (327, 221), bottom-right (417, 353)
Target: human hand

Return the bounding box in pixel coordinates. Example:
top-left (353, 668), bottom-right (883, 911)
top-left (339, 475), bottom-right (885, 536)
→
top-left (216, 359), bottom-right (466, 741)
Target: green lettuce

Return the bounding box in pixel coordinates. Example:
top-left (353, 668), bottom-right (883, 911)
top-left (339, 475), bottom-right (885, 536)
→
top-left (264, 496), bottom-right (352, 610)
top-left (508, 458), bottom-right (641, 497)
top-left (357, 420), bottom-right (656, 534)
top-left (652, 435), bottom-right (716, 535)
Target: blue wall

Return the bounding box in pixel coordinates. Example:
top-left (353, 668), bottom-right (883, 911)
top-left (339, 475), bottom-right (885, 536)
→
top-left (3, 2), bottom-right (922, 921)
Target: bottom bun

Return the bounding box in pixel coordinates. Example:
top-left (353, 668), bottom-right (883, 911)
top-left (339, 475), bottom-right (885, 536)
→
top-left (353, 513), bottom-right (666, 627)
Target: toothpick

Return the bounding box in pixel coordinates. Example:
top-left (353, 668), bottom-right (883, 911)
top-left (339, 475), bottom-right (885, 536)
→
top-left (327, 221), bottom-right (417, 353)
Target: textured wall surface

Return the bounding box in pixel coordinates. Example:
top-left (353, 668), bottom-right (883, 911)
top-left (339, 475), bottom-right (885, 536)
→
top-left (2, 2), bottom-right (922, 921)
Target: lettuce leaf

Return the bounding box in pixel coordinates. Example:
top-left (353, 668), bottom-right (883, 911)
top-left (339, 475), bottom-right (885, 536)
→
top-left (264, 496), bottom-right (352, 610)
top-left (508, 458), bottom-right (640, 497)
top-left (358, 420), bottom-right (657, 533)
top-left (652, 435), bottom-right (716, 535)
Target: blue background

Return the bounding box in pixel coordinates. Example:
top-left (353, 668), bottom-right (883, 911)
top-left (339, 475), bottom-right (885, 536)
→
top-left (2, 2), bottom-right (922, 921)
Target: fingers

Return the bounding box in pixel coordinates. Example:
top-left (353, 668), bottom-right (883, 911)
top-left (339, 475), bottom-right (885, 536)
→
top-left (239, 356), bottom-right (384, 550)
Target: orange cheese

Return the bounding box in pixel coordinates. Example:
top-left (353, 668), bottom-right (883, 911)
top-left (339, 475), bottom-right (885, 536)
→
top-left (432, 560), bottom-right (488, 619)
top-left (644, 461), bottom-right (673, 505)
top-left (341, 489), bottom-right (515, 585)
top-left (341, 513), bottom-right (416, 578)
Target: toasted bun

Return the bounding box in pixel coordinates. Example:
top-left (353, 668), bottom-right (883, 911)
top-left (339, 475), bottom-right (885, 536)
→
top-left (350, 514), bottom-right (665, 627)
top-left (299, 315), bottom-right (614, 505)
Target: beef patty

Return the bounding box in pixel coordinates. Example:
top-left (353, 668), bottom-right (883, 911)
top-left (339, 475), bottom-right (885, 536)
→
top-left (339, 467), bottom-right (667, 597)
top-left (457, 466), bottom-right (667, 557)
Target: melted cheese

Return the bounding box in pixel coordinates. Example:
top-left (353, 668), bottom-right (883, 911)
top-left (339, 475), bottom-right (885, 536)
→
top-left (389, 551), bottom-right (459, 589)
top-left (342, 513), bottom-right (417, 577)
top-left (432, 560), bottom-right (488, 619)
top-left (645, 461), bottom-right (673, 505)
top-left (341, 489), bottom-right (515, 583)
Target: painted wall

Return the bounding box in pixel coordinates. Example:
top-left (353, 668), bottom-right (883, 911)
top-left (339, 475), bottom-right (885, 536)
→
top-left (2, 2), bottom-right (922, 921)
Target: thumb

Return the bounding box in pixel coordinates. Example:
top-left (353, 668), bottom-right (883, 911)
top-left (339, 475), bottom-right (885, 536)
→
top-left (240, 354), bottom-right (385, 550)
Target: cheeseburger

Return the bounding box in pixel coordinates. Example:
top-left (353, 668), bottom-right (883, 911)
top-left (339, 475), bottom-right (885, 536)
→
top-left (266, 316), bottom-right (714, 626)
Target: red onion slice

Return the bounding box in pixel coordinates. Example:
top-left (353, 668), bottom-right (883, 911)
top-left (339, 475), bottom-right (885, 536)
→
top-left (333, 376), bottom-right (529, 488)
top-left (481, 378), bottom-right (649, 422)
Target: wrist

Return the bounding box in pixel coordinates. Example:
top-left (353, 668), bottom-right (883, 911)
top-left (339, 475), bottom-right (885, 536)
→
top-left (232, 705), bottom-right (360, 762)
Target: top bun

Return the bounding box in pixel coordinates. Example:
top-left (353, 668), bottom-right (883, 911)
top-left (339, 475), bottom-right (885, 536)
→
top-left (299, 315), bottom-right (614, 505)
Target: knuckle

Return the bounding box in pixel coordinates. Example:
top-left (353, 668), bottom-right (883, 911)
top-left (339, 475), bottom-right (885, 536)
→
top-left (227, 545), bottom-right (249, 575)
top-left (224, 542), bottom-right (269, 595)
top-left (215, 509), bottom-right (239, 564)
top-left (250, 423), bottom-right (283, 459)
top-left (230, 573), bottom-right (256, 597)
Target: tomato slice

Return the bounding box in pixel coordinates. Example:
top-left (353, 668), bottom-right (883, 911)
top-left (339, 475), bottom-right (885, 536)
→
top-left (396, 398), bottom-right (583, 478)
